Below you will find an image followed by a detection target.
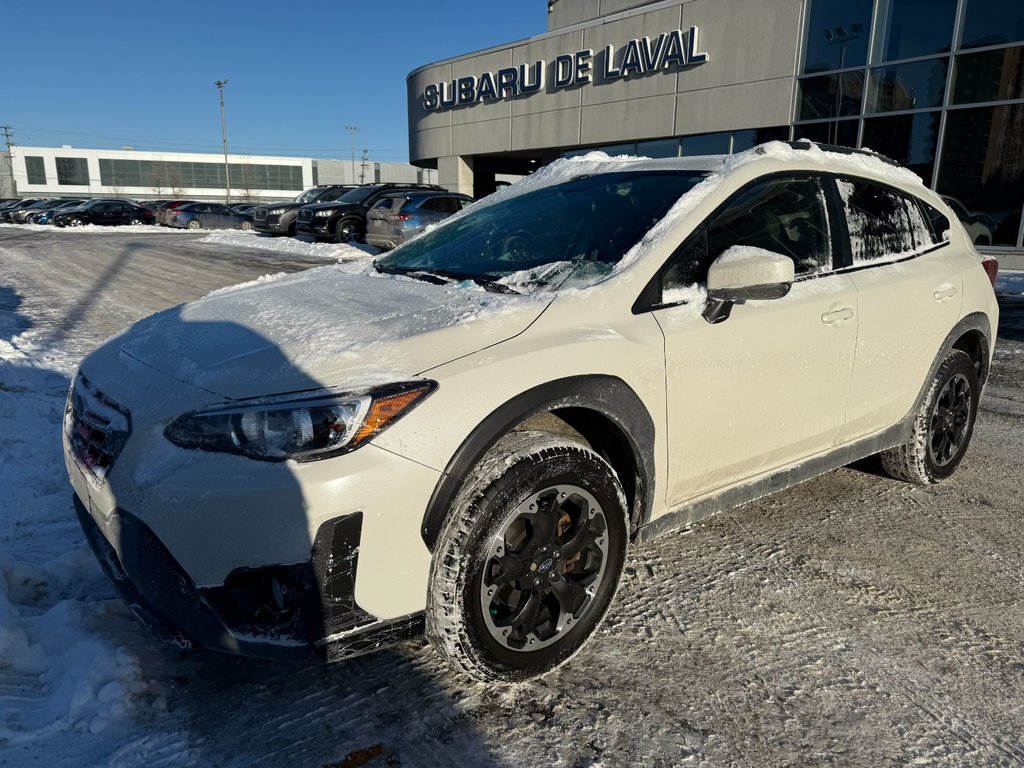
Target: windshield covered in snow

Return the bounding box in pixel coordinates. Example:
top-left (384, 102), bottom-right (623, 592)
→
top-left (374, 171), bottom-right (706, 292)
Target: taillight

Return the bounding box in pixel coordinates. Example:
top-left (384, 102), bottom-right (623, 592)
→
top-left (397, 214), bottom-right (411, 221)
top-left (981, 255), bottom-right (998, 288)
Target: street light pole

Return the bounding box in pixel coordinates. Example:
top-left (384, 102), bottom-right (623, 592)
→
top-left (344, 125), bottom-right (358, 183)
top-left (215, 79), bottom-right (231, 204)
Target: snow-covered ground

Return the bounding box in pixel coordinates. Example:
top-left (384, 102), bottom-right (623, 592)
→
top-left (1, 228), bottom-right (1023, 766)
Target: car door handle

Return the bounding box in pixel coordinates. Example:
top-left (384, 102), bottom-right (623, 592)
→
top-left (821, 307), bottom-right (855, 325)
top-left (934, 284), bottom-right (958, 301)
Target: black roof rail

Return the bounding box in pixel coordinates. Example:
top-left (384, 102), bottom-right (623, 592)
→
top-left (786, 139), bottom-right (902, 168)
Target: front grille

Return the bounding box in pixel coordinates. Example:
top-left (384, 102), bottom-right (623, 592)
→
top-left (253, 208), bottom-right (267, 223)
top-left (66, 373), bottom-right (131, 481)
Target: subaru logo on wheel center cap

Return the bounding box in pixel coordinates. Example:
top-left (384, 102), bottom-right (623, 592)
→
top-left (538, 558), bottom-right (554, 574)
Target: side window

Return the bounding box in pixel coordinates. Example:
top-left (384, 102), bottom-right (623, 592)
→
top-left (920, 200), bottom-right (951, 243)
top-left (420, 198), bottom-right (442, 212)
top-left (373, 198), bottom-right (393, 210)
top-left (837, 178), bottom-right (934, 263)
top-left (661, 176), bottom-right (832, 294)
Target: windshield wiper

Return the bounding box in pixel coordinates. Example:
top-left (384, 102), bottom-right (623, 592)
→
top-left (372, 263), bottom-right (519, 294)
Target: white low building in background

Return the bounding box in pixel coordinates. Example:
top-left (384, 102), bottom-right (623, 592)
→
top-left (1, 145), bottom-right (438, 202)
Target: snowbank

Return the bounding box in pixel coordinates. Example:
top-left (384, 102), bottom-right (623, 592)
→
top-left (198, 230), bottom-right (377, 261)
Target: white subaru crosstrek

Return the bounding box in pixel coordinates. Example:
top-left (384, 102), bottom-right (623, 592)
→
top-left (65, 142), bottom-right (1000, 682)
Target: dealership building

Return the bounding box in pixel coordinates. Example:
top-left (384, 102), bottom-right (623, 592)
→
top-left (407, 0), bottom-right (1024, 258)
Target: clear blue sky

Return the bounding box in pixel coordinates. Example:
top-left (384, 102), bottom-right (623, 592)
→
top-left (2, 1), bottom-right (547, 163)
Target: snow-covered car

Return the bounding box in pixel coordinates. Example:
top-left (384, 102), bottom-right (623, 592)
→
top-left (65, 141), bottom-right (999, 682)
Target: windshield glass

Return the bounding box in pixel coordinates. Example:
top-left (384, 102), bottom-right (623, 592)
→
top-left (293, 189), bottom-right (322, 204)
top-left (375, 171), bottom-right (705, 291)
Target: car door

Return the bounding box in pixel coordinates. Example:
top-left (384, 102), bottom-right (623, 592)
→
top-left (652, 174), bottom-right (859, 507)
top-left (208, 204), bottom-right (231, 228)
top-left (835, 178), bottom-right (964, 443)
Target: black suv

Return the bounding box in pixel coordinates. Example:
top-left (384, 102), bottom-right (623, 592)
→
top-left (251, 185), bottom-right (355, 236)
top-left (295, 183), bottom-right (445, 243)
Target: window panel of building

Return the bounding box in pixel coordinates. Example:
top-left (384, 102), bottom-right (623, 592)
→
top-left (598, 143), bottom-right (636, 156)
top-left (867, 59), bottom-right (948, 113)
top-left (636, 138), bottom-right (680, 158)
top-left (952, 45), bottom-right (1024, 104)
top-left (681, 132), bottom-right (730, 156)
top-left (731, 127), bottom-right (791, 152)
top-left (794, 119), bottom-right (860, 148)
top-left (55, 157), bottom-right (89, 186)
top-left (961, 0), bottom-right (1024, 50)
top-left (937, 104), bottom-right (1024, 246)
top-left (862, 111), bottom-right (941, 182)
top-left (873, 0), bottom-right (956, 62)
top-left (24, 156), bottom-right (46, 185)
top-left (799, 72), bottom-right (865, 120)
top-left (95, 158), bottom-right (302, 191)
top-left (803, 0), bottom-right (873, 73)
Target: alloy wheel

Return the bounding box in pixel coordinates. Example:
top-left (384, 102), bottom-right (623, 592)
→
top-left (479, 484), bottom-right (609, 652)
top-left (928, 372), bottom-right (972, 467)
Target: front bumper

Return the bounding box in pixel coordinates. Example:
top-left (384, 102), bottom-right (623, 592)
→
top-left (253, 212), bottom-right (294, 234)
top-left (295, 216), bottom-right (333, 238)
top-left (75, 494), bottom-right (424, 662)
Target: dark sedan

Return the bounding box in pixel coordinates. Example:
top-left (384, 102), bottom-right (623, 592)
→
top-left (169, 202), bottom-right (254, 230)
top-left (51, 199), bottom-right (154, 227)
top-left (0, 199), bottom-right (46, 223)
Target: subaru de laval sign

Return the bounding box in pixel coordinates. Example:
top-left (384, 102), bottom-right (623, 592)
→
top-left (423, 26), bottom-right (710, 111)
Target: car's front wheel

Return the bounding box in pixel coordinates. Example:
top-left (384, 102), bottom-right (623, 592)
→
top-left (880, 349), bottom-right (979, 484)
top-left (335, 217), bottom-right (363, 244)
top-left (427, 430), bottom-right (628, 682)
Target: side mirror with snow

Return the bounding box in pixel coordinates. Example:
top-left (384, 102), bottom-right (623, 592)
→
top-left (703, 246), bottom-right (795, 324)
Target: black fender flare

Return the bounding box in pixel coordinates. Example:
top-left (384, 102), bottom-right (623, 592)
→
top-left (898, 311), bottom-right (992, 439)
top-left (420, 375), bottom-right (656, 551)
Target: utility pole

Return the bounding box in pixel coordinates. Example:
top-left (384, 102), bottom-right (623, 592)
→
top-left (359, 149), bottom-right (369, 184)
top-left (344, 125), bottom-right (358, 183)
top-left (215, 79), bottom-right (231, 203)
top-left (1, 125), bottom-right (16, 198)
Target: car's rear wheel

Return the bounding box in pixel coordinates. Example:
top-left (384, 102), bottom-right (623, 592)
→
top-left (187, 219), bottom-right (202, 230)
top-left (128, 218), bottom-right (142, 225)
top-left (880, 349), bottom-right (979, 484)
top-left (427, 430), bottom-right (628, 682)
top-left (69, 218), bottom-right (84, 227)
top-left (336, 217), bottom-right (363, 244)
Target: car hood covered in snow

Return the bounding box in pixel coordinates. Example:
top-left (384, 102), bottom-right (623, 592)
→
top-left (111, 265), bottom-right (547, 400)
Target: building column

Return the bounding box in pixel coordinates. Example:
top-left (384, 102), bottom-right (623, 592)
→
top-left (438, 155), bottom-right (474, 195)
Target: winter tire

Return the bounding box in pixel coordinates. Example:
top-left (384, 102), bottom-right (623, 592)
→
top-left (427, 430), bottom-right (628, 682)
top-left (187, 219), bottom-right (202, 230)
top-left (336, 218), bottom-right (363, 244)
top-left (880, 349), bottom-right (979, 484)
top-left (239, 221), bottom-right (253, 231)
top-left (70, 218), bottom-right (84, 227)
top-left (128, 218), bottom-right (142, 225)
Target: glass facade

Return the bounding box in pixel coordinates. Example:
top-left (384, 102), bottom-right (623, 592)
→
top-left (98, 159), bottom-right (303, 191)
top-left (25, 156), bottom-right (46, 185)
top-left (797, 0), bottom-right (1024, 248)
top-left (563, 128), bottom-right (789, 161)
top-left (55, 157), bottom-right (89, 186)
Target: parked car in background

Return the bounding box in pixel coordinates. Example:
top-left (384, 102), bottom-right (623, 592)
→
top-left (169, 202), bottom-right (255, 231)
top-left (28, 199), bottom-right (86, 225)
top-left (230, 203), bottom-right (255, 214)
top-left (155, 200), bottom-right (198, 226)
top-left (64, 142), bottom-right (999, 681)
top-left (365, 191), bottom-right (474, 250)
top-left (296, 183), bottom-right (446, 243)
top-left (0, 199), bottom-right (46, 223)
top-left (9, 198), bottom-right (62, 223)
top-left (941, 196), bottom-right (995, 246)
top-left (51, 199), bottom-right (154, 227)
top-left (251, 185), bottom-right (356, 236)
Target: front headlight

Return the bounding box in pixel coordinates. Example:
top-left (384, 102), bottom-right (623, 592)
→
top-left (267, 207), bottom-right (287, 215)
top-left (164, 381), bottom-right (435, 462)
top-left (313, 209), bottom-right (335, 217)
